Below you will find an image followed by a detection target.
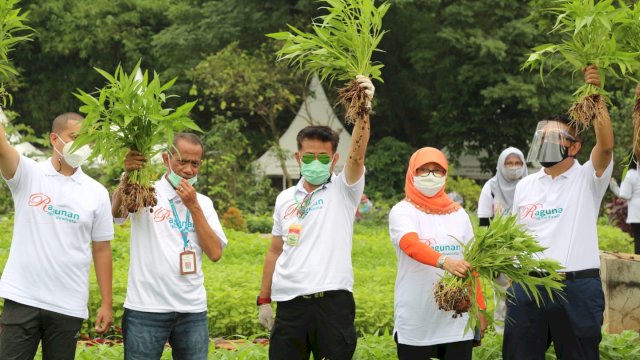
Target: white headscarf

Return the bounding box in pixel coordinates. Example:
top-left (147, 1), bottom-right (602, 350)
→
top-left (488, 147), bottom-right (527, 212)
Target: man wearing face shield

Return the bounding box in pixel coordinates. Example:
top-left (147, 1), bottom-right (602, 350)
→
top-left (503, 66), bottom-right (614, 360)
top-left (257, 76), bottom-right (374, 360)
top-left (477, 147), bottom-right (528, 335)
top-left (0, 112), bottom-right (114, 359)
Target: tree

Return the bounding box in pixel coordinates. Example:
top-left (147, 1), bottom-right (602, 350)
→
top-left (191, 42), bottom-right (305, 187)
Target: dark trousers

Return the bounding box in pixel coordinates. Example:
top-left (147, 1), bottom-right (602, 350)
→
top-left (503, 277), bottom-right (604, 360)
top-left (0, 299), bottom-right (84, 360)
top-left (269, 290), bottom-right (357, 360)
top-left (394, 332), bottom-right (472, 360)
top-left (631, 223), bottom-right (640, 254)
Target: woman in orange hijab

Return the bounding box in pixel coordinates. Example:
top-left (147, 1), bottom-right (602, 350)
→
top-left (388, 147), bottom-right (486, 360)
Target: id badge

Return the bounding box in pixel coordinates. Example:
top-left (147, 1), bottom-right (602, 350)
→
top-left (179, 250), bottom-right (197, 275)
top-left (286, 223), bottom-right (302, 246)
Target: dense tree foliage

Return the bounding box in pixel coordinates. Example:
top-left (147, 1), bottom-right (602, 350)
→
top-left (4, 0), bottom-right (638, 209)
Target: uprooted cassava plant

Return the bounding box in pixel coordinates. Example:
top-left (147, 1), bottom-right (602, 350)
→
top-left (522, 0), bottom-right (639, 130)
top-left (73, 61), bottom-right (201, 213)
top-left (434, 215), bottom-right (565, 332)
top-left (267, 0), bottom-right (390, 124)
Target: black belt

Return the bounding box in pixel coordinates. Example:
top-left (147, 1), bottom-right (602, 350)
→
top-left (529, 268), bottom-right (600, 281)
top-left (297, 290), bottom-right (343, 300)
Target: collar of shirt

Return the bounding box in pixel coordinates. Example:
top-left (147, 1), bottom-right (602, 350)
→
top-left (536, 158), bottom-right (580, 181)
top-left (43, 157), bottom-right (85, 184)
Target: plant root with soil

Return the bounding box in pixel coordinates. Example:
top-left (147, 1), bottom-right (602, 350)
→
top-left (338, 79), bottom-right (370, 124)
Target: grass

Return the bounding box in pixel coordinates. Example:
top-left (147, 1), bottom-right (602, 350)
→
top-left (0, 213), bottom-right (637, 358)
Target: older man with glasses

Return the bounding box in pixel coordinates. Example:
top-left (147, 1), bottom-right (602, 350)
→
top-left (112, 132), bottom-right (228, 360)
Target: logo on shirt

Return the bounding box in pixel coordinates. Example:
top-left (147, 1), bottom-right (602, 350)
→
top-left (420, 237), bottom-right (461, 255)
top-left (519, 203), bottom-right (563, 221)
top-left (28, 193), bottom-right (80, 223)
top-left (283, 199), bottom-right (325, 220)
top-left (153, 207), bottom-right (172, 222)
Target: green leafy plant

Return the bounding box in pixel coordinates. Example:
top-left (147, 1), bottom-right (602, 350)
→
top-left (522, 0), bottom-right (639, 129)
top-left (0, 0), bottom-right (33, 105)
top-left (73, 61), bottom-right (200, 213)
top-left (434, 214), bottom-right (565, 332)
top-left (267, 0), bottom-right (390, 124)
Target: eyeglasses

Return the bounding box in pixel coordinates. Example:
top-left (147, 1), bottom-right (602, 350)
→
top-left (301, 153), bottom-right (332, 165)
top-left (417, 168), bottom-right (447, 178)
top-left (174, 159), bottom-right (203, 168)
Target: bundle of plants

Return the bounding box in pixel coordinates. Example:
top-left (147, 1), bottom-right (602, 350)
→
top-left (522, 0), bottom-right (639, 130)
top-left (0, 0), bottom-right (33, 105)
top-left (267, 0), bottom-right (390, 124)
top-left (433, 215), bottom-right (565, 331)
top-left (73, 62), bottom-right (201, 213)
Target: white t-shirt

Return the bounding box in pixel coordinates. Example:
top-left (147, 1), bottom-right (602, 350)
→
top-left (477, 182), bottom-right (503, 218)
top-left (512, 156), bottom-right (613, 271)
top-left (270, 171), bottom-right (364, 301)
top-left (619, 169), bottom-right (640, 223)
top-left (122, 176), bottom-right (227, 313)
top-left (0, 156), bottom-right (113, 319)
top-left (389, 201), bottom-right (475, 346)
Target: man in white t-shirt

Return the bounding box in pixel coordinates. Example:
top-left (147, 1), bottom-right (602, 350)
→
top-left (0, 112), bottom-right (114, 360)
top-left (503, 66), bottom-right (613, 360)
top-left (257, 76), bottom-right (374, 360)
top-left (112, 133), bottom-right (227, 359)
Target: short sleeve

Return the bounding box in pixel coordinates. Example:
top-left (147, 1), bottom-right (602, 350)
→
top-left (91, 187), bottom-right (115, 242)
top-left (271, 191), bottom-right (287, 236)
top-left (619, 171), bottom-right (635, 200)
top-left (585, 154), bottom-right (613, 198)
top-left (4, 155), bottom-right (39, 192)
top-left (477, 182), bottom-right (494, 218)
top-left (388, 203), bottom-right (418, 246)
top-left (338, 170), bottom-right (365, 208)
top-left (203, 196), bottom-right (228, 248)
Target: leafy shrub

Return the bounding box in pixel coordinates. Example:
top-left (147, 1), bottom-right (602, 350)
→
top-left (604, 197), bottom-right (631, 235)
top-left (246, 214), bottom-right (273, 234)
top-left (447, 175), bottom-right (481, 212)
top-left (222, 207), bottom-right (247, 232)
top-left (598, 222), bottom-right (633, 254)
top-left (365, 136), bottom-right (414, 202)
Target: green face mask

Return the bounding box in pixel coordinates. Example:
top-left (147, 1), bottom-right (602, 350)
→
top-left (168, 161), bottom-right (197, 188)
top-left (301, 159), bottom-right (331, 185)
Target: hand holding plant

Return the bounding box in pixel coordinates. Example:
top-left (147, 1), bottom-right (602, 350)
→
top-left (267, 0), bottom-right (390, 124)
top-left (74, 62), bottom-right (201, 213)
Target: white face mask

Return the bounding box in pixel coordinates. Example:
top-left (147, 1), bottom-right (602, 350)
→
top-left (504, 166), bottom-right (525, 181)
top-left (54, 134), bottom-right (91, 168)
top-left (413, 174), bottom-right (446, 197)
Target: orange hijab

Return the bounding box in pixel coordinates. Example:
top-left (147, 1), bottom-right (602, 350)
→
top-left (405, 147), bottom-right (461, 215)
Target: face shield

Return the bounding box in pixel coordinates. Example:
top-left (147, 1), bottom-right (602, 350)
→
top-left (526, 120), bottom-right (577, 164)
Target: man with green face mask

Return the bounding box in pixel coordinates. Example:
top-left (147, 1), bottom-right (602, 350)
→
top-left (257, 75), bottom-right (374, 360)
top-left (112, 132), bottom-right (228, 359)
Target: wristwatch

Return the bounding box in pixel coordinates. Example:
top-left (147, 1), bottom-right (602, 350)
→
top-left (437, 255), bottom-right (448, 269)
top-left (256, 295), bottom-right (271, 306)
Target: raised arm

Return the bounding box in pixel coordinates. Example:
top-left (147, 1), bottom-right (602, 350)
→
top-left (584, 65), bottom-right (614, 175)
top-left (344, 76), bottom-right (374, 185)
top-left (0, 118), bottom-right (20, 179)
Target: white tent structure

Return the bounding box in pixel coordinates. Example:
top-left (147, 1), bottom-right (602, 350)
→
top-left (254, 75), bottom-right (352, 189)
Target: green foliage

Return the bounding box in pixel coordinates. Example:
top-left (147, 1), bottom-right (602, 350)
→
top-left (364, 136), bottom-right (414, 202)
top-left (245, 214), bottom-right (273, 234)
top-left (522, 0), bottom-right (639, 99)
top-left (197, 116), bottom-right (277, 215)
top-left (267, 0), bottom-right (390, 84)
top-left (73, 62), bottom-right (200, 186)
top-left (597, 219), bottom-right (633, 253)
top-left (0, 0), bottom-right (32, 105)
top-left (440, 214), bottom-right (565, 332)
top-left (446, 175), bottom-right (482, 212)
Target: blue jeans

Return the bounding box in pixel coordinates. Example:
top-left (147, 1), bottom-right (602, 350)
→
top-left (123, 308), bottom-right (209, 360)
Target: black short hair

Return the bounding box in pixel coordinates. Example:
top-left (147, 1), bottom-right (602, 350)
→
top-left (172, 132), bottom-right (203, 153)
top-left (296, 126), bottom-right (339, 153)
top-left (51, 112), bottom-right (83, 133)
top-left (546, 114), bottom-right (580, 141)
